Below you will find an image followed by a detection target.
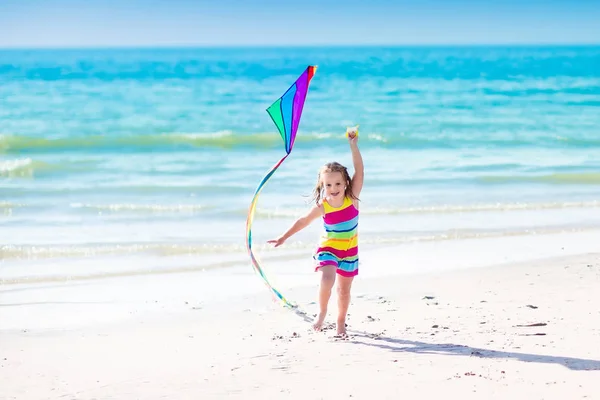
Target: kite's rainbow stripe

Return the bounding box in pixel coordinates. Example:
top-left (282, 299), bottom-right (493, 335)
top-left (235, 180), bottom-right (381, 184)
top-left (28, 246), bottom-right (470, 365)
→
top-left (245, 65), bottom-right (317, 308)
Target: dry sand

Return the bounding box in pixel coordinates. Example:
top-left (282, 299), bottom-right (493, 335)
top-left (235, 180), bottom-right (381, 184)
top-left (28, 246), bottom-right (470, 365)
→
top-left (2, 248), bottom-right (599, 399)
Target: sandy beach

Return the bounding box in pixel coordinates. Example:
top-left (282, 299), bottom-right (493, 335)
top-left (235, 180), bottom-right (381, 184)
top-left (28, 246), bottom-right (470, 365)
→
top-left (2, 232), bottom-right (600, 400)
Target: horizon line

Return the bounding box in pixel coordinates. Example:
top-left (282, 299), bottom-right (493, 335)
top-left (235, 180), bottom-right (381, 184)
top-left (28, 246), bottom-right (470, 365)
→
top-left (1, 42), bottom-right (599, 51)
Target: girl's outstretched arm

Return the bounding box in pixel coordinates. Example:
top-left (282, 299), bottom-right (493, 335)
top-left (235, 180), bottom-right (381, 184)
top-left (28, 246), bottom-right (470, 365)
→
top-left (267, 203), bottom-right (323, 247)
top-left (348, 134), bottom-right (364, 198)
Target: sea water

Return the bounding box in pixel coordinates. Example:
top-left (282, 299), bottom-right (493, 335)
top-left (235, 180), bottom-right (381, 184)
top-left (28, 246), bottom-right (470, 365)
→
top-left (1, 46), bottom-right (600, 283)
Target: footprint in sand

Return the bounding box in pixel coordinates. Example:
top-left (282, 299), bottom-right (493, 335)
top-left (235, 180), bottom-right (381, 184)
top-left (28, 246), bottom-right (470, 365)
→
top-left (332, 333), bottom-right (350, 341)
top-left (422, 296), bottom-right (439, 306)
top-left (271, 332), bottom-right (302, 342)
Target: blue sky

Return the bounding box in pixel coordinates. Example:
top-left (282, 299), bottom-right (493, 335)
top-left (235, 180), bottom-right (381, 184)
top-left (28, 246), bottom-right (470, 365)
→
top-left (1, 0), bottom-right (599, 47)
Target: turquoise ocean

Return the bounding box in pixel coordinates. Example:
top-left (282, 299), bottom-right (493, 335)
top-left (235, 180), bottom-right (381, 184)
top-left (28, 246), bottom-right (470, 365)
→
top-left (2, 46), bottom-right (600, 283)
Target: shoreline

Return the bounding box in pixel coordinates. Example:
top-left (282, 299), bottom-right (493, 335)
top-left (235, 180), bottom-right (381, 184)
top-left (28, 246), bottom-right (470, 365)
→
top-left (0, 229), bottom-right (600, 289)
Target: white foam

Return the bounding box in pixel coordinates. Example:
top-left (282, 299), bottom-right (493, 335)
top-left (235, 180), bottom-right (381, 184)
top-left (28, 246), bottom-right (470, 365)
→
top-left (3, 228), bottom-right (600, 331)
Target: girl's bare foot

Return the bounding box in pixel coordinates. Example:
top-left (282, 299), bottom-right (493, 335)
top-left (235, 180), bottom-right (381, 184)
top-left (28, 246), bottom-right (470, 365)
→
top-left (313, 313), bottom-right (326, 331)
top-left (336, 319), bottom-right (347, 336)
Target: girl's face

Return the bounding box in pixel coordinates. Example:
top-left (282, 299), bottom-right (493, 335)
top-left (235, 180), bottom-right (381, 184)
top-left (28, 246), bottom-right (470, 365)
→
top-left (321, 171), bottom-right (345, 201)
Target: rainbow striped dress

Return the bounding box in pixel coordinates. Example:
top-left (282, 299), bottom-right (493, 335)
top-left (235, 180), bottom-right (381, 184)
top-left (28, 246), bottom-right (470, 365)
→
top-left (313, 196), bottom-right (359, 277)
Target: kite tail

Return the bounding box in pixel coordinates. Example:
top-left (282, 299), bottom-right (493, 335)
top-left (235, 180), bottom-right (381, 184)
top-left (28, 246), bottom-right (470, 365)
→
top-left (245, 153), bottom-right (296, 309)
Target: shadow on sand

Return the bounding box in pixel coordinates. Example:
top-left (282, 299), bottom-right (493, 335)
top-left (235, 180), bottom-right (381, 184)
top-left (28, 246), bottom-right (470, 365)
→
top-left (344, 329), bottom-right (600, 371)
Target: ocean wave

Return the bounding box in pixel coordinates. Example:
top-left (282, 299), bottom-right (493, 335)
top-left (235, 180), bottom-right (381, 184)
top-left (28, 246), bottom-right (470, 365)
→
top-left (0, 225), bottom-right (593, 263)
top-left (0, 201), bottom-right (22, 216)
top-left (0, 157), bottom-right (99, 178)
top-left (0, 132), bottom-right (288, 153)
top-left (3, 131), bottom-right (600, 154)
top-left (0, 201), bottom-right (23, 209)
top-left (0, 242), bottom-right (306, 261)
top-left (69, 202), bottom-right (211, 213)
top-left (6, 199), bottom-right (600, 219)
top-left (478, 173), bottom-right (600, 185)
top-left (8, 184), bottom-right (247, 199)
top-left (252, 200), bottom-right (600, 218)
top-left (0, 158), bottom-right (54, 178)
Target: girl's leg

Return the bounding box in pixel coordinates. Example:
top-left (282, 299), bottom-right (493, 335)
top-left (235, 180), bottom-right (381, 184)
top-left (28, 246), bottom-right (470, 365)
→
top-left (313, 265), bottom-right (336, 331)
top-left (336, 275), bottom-right (354, 335)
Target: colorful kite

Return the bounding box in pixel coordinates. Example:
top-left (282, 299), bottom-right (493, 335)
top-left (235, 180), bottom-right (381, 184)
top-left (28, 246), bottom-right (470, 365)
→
top-left (245, 65), bottom-right (317, 309)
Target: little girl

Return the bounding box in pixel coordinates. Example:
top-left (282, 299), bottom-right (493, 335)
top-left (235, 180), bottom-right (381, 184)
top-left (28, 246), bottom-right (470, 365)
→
top-left (268, 131), bottom-right (364, 336)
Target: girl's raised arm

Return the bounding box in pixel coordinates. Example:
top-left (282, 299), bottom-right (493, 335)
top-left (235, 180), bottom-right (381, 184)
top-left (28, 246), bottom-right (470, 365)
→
top-left (348, 134), bottom-right (364, 198)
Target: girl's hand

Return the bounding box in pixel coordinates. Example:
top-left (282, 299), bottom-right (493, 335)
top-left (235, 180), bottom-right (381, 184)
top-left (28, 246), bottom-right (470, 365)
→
top-left (347, 131), bottom-right (358, 146)
top-left (267, 236), bottom-right (286, 247)
top-left (346, 126), bottom-right (359, 145)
